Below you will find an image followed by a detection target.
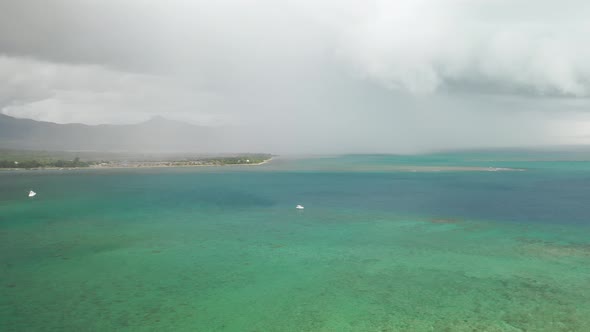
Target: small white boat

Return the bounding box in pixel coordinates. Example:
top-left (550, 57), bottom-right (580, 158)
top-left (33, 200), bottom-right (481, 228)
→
top-left (28, 190), bottom-right (36, 198)
top-left (296, 204), bottom-right (304, 210)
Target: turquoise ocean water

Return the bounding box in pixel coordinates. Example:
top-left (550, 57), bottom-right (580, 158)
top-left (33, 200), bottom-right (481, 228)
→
top-left (2, 153), bottom-right (590, 331)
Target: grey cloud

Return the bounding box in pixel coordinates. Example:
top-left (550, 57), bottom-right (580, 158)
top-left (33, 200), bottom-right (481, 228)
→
top-left (1, 0), bottom-right (590, 153)
top-left (322, 0), bottom-right (590, 96)
top-left (0, 56), bottom-right (228, 125)
top-left (3, 0), bottom-right (590, 96)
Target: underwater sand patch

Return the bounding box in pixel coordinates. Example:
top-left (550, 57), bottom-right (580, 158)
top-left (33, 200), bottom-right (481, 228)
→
top-left (428, 217), bottom-right (460, 224)
top-left (518, 238), bottom-right (590, 258)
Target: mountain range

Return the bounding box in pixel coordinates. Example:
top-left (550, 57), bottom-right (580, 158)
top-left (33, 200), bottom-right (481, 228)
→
top-left (0, 113), bottom-right (231, 152)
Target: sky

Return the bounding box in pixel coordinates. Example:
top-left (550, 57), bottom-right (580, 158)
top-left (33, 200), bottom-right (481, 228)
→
top-left (1, 0), bottom-right (590, 153)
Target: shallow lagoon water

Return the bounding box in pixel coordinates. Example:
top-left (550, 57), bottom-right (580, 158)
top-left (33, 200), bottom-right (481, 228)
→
top-left (2, 154), bottom-right (590, 331)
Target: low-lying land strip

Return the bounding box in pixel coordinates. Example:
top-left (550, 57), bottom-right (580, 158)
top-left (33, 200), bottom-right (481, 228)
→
top-left (0, 149), bottom-right (273, 169)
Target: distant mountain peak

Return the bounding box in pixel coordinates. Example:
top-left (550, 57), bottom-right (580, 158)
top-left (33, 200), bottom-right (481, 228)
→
top-left (143, 115), bottom-right (171, 123)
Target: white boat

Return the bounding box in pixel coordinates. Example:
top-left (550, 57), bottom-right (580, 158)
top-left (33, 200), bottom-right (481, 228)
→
top-left (296, 204), bottom-right (304, 210)
top-left (28, 190), bottom-right (36, 198)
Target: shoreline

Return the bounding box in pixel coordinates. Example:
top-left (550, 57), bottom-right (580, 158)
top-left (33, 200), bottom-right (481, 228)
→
top-left (0, 158), bottom-right (530, 173)
top-left (0, 157), bottom-right (275, 171)
top-left (0, 163), bottom-right (527, 173)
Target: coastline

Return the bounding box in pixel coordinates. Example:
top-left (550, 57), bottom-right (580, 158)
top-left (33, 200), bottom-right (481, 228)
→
top-left (1, 156), bottom-right (532, 173)
top-left (0, 157), bottom-right (275, 171)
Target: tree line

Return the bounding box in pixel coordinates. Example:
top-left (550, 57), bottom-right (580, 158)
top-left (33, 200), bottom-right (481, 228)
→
top-left (0, 157), bottom-right (91, 168)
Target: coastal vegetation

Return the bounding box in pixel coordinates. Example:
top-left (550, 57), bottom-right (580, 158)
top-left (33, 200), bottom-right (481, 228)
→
top-left (0, 157), bottom-right (89, 169)
top-left (0, 149), bottom-right (272, 169)
top-left (198, 155), bottom-right (270, 165)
